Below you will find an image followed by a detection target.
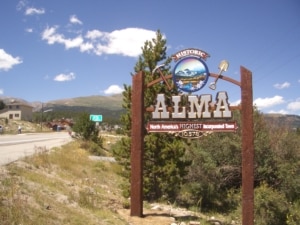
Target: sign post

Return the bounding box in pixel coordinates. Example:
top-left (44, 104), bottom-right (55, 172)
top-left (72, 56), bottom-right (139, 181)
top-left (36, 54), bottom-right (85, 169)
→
top-left (130, 49), bottom-right (254, 225)
top-left (240, 67), bottom-right (254, 225)
top-left (130, 71), bottom-right (144, 217)
top-left (209, 67), bottom-right (254, 224)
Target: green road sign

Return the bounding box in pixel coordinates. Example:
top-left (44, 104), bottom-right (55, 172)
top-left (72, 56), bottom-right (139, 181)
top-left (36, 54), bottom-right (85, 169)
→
top-left (90, 114), bottom-right (103, 122)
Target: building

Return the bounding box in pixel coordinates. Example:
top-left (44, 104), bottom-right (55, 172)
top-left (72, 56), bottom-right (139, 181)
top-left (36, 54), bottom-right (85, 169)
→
top-left (0, 100), bottom-right (33, 121)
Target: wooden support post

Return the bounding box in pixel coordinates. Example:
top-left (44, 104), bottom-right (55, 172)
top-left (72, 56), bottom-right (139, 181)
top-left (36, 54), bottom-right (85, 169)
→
top-left (130, 71), bottom-right (144, 217)
top-left (241, 66), bottom-right (254, 225)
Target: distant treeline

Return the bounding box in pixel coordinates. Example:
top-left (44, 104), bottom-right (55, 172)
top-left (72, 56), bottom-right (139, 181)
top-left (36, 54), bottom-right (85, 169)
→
top-left (32, 105), bottom-right (124, 125)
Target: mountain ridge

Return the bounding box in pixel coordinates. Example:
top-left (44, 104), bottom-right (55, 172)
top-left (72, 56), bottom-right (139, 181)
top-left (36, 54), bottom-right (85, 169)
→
top-left (1, 94), bottom-right (123, 111)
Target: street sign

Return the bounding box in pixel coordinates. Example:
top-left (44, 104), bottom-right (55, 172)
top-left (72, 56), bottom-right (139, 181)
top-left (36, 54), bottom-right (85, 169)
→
top-left (89, 114), bottom-right (102, 122)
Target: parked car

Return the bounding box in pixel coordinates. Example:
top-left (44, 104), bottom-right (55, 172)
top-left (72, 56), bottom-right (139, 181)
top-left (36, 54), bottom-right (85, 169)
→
top-left (0, 125), bottom-right (3, 134)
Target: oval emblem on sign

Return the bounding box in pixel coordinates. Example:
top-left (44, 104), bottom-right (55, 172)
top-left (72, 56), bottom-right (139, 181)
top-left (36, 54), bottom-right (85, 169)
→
top-left (172, 56), bottom-right (209, 93)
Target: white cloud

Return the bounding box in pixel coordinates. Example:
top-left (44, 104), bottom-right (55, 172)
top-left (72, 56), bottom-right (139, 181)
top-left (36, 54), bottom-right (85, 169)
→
top-left (104, 85), bottom-right (124, 95)
top-left (274, 82), bottom-right (290, 89)
top-left (41, 26), bottom-right (157, 57)
top-left (25, 7), bottom-right (45, 15)
top-left (79, 42), bottom-right (94, 52)
top-left (41, 26), bottom-right (61, 44)
top-left (25, 28), bottom-right (33, 33)
top-left (70, 15), bottom-right (82, 25)
top-left (253, 95), bottom-right (285, 109)
top-left (85, 30), bottom-right (104, 40)
top-left (41, 26), bottom-right (83, 49)
top-left (64, 36), bottom-right (84, 49)
top-left (54, 72), bottom-right (75, 82)
top-left (97, 28), bottom-right (157, 57)
top-left (287, 100), bottom-right (300, 111)
top-left (0, 89), bottom-right (3, 95)
top-left (229, 99), bottom-right (241, 106)
top-left (0, 49), bottom-right (23, 71)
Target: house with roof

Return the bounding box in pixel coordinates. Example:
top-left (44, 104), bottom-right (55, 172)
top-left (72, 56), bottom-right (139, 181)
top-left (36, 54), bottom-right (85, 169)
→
top-left (0, 100), bottom-right (34, 121)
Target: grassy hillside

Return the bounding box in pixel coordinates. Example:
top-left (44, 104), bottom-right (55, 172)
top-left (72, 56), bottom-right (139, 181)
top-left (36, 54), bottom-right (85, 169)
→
top-left (34, 94), bottom-right (125, 121)
top-left (46, 94), bottom-right (123, 111)
top-left (0, 141), bottom-right (129, 224)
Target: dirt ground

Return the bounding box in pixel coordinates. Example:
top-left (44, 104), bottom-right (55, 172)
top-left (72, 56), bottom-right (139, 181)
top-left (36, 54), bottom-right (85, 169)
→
top-left (117, 204), bottom-right (207, 225)
top-left (118, 208), bottom-right (176, 225)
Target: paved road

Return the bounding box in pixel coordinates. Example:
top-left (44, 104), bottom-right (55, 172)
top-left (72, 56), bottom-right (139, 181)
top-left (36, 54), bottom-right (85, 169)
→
top-left (0, 132), bottom-right (73, 166)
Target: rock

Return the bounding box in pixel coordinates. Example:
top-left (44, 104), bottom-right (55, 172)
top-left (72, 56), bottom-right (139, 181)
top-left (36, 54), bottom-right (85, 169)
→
top-left (151, 204), bottom-right (163, 211)
top-left (189, 221), bottom-right (201, 225)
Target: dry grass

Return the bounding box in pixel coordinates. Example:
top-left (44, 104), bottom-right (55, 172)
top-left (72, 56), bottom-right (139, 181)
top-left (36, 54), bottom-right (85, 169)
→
top-left (0, 141), bottom-right (128, 225)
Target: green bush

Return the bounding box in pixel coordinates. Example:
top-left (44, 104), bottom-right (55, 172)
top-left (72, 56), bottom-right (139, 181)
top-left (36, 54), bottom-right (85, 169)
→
top-left (254, 183), bottom-right (289, 225)
top-left (79, 140), bottom-right (105, 156)
top-left (286, 201), bottom-right (300, 225)
top-left (72, 112), bottom-right (103, 149)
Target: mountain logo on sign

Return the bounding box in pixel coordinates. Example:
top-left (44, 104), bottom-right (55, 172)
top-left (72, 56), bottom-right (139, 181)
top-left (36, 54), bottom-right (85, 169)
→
top-left (172, 54), bottom-right (209, 93)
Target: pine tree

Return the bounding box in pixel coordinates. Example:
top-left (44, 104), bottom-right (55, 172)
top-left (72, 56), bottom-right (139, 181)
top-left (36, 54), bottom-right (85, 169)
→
top-left (114, 30), bottom-right (191, 201)
top-left (72, 112), bottom-right (103, 147)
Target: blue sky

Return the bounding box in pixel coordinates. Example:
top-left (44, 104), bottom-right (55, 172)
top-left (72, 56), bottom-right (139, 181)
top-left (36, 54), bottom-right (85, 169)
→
top-left (0, 0), bottom-right (300, 115)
